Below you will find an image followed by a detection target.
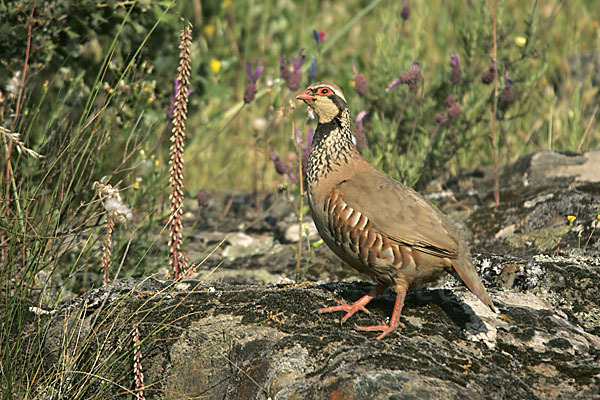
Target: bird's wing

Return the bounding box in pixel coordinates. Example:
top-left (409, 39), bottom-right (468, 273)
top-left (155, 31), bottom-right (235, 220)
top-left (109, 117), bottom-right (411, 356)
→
top-left (336, 170), bottom-right (459, 259)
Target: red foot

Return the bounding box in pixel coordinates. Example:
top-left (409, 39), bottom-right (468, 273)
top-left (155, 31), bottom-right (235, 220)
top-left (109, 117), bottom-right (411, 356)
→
top-left (318, 284), bottom-right (386, 323)
top-left (355, 320), bottom-right (406, 340)
top-left (319, 299), bottom-right (371, 323)
top-left (356, 284), bottom-right (408, 340)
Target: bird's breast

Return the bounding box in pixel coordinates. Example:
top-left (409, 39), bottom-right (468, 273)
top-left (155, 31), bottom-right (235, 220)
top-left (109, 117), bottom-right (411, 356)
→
top-left (309, 185), bottom-right (445, 287)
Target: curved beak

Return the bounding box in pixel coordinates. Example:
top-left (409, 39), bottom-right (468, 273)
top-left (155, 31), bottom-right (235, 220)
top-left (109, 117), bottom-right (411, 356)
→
top-left (295, 90), bottom-right (315, 102)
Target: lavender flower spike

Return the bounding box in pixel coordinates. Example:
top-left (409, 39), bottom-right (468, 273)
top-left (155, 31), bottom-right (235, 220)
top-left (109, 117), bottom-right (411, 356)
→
top-left (353, 111), bottom-right (368, 151)
top-left (385, 78), bottom-right (403, 92)
top-left (449, 52), bottom-right (462, 85)
top-left (313, 30), bottom-right (320, 45)
top-left (401, 0), bottom-right (410, 21)
top-left (243, 61), bottom-right (264, 104)
top-left (280, 49), bottom-right (305, 91)
top-left (310, 56), bottom-right (317, 78)
top-left (386, 61), bottom-right (421, 92)
top-left (352, 60), bottom-right (369, 96)
top-left (500, 71), bottom-right (515, 104)
top-left (503, 71), bottom-right (512, 87)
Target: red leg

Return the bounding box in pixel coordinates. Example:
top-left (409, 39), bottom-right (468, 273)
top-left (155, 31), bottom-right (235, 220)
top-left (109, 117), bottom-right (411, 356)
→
top-left (318, 283), bottom-right (387, 323)
top-left (355, 284), bottom-right (407, 340)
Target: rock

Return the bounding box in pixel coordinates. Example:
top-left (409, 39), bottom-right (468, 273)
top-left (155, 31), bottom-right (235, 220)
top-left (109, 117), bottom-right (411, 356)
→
top-left (283, 220), bottom-right (320, 243)
top-left (428, 150), bottom-right (600, 210)
top-left (30, 278), bottom-right (600, 399)
top-left (222, 232), bottom-right (274, 259)
top-left (18, 152), bottom-right (600, 399)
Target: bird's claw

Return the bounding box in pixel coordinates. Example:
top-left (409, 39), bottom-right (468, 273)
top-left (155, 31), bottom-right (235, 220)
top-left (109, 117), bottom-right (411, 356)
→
top-left (354, 320), bottom-right (406, 340)
top-left (318, 300), bottom-right (371, 324)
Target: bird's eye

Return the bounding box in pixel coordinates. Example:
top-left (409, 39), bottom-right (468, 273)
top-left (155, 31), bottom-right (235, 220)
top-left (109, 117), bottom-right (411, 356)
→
top-left (319, 88), bottom-right (329, 95)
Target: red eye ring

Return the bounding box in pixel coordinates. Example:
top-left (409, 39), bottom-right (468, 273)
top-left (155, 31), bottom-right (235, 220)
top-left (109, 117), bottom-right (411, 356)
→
top-left (319, 88), bottom-right (329, 95)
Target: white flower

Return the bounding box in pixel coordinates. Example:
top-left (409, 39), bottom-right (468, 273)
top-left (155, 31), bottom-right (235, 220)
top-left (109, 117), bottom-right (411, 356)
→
top-left (5, 71), bottom-right (21, 98)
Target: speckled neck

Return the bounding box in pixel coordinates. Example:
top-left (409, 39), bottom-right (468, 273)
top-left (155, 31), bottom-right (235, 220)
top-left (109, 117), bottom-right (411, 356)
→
top-left (307, 108), bottom-right (357, 184)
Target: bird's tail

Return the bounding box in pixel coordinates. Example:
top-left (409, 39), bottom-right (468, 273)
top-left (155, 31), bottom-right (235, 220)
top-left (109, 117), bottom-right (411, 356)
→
top-left (450, 255), bottom-right (496, 313)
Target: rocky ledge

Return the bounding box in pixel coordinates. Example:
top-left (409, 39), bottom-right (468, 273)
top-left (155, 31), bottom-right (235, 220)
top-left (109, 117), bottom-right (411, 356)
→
top-left (28, 151), bottom-right (600, 399)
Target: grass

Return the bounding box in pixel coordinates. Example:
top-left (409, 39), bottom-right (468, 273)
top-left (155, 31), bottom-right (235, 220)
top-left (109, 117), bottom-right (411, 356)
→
top-left (1, 0), bottom-right (599, 397)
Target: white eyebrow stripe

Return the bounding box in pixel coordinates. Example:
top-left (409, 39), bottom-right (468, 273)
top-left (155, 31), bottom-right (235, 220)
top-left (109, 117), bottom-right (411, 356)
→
top-left (330, 87), bottom-right (346, 102)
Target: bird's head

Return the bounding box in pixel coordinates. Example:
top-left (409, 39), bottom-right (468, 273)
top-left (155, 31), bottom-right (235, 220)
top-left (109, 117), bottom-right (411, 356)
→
top-left (295, 82), bottom-right (347, 124)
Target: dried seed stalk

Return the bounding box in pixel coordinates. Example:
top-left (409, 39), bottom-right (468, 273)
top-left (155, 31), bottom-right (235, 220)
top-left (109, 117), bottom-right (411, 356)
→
top-left (101, 214), bottom-right (114, 284)
top-left (169, 24), bottom-right (192, 279)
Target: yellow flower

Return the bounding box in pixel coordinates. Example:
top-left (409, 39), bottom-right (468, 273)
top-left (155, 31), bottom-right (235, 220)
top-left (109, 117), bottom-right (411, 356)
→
top-left (108, 88), bottom-right (115, 94)
top-left (349, 80), bottom-right (356, 89)
top-left (147, 97), bottom-right (155, 103)
top-left (203, 24), bottom-right (216, 37)
top-left (209, 58), bottom-right (222, 73)
top-left (567, 215), bottom-right (576, 225)
top-left (597, 214), bottom-right (600, 220)
top-left (43, 80), bottom-right (49, 88)
top-left (514, 36), bottom-right (527, 47)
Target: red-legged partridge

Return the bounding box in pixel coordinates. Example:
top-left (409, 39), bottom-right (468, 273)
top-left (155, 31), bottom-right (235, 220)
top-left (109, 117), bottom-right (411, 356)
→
top-left (296, 82), bottom-right (496, 340)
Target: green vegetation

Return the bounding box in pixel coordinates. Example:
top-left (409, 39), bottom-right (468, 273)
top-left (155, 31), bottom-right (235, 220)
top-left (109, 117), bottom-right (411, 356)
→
top-left (1, 0), bottom-right (598, 397)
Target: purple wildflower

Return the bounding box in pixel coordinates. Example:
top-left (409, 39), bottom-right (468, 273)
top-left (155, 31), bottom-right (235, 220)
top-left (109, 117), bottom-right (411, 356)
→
top-left (313, 30), bottom-right (325, 46)
top-left (435, 112), bottom-right (448, 125)
top-left (504, 71), bottom-right (512, 87)
top-left (271, 151), bottom-right (290, 176)
top-left (446, 95), bottom-right (461, 119)
top-left (279, 57), bottom-right (292, 86)
top-left (294, 129), bottom-right (302, 146)
top-left (279, 49), bottom-right (306, 91)
top-left (386, 61), bottom-right (421, 92)
top-left (446, 94), bottom-right (457, 107)
top-left (385, 78), bottom-right (403, 92)
top-left (352, 60), bottom-right (369, 96)
top-left (353, 111), bottom-right (368, 151)
top-left (401, 0), bottom-right (410, 21)
top-left (301, 129), bottom-right (313, 175)
top-left (481, 61), bottom-right (497, 84)
top-left (167, 78), bottom-right (195, 120)
top-left (500, 71), bottom-right (515, 104)
top-left (310, 56), bottom-right (317, 78)
top-left (450, 53), bottom-right (462, 85)
top-left (243, 61), bottom-right (264, 104)
top-left (196, 191), bottom-right (209, 210)
top-left (313, 30), bottom-right (320, 45)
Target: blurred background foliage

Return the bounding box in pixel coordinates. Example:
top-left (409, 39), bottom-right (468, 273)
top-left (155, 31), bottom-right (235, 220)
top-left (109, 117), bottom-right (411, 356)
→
top-left (1, 0), bottom-right (599, 288)
top-left (2, 0), bottom-right (598, 193)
